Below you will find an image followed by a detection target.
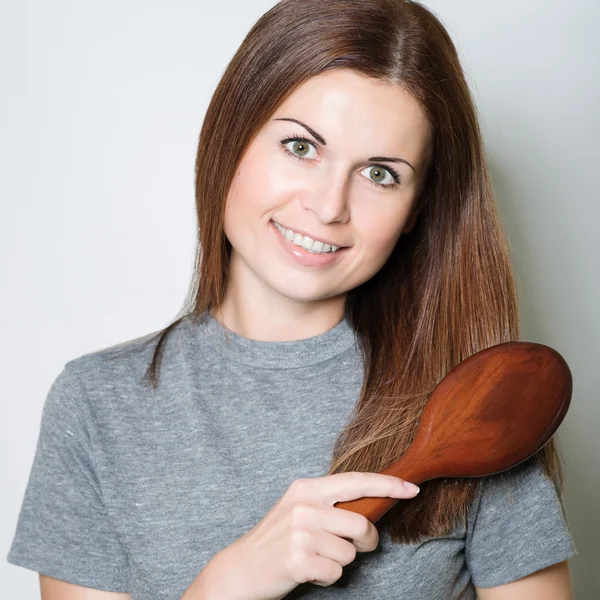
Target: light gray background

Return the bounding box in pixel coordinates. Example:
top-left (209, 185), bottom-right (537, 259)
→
top-left (1, 1), bottom-right (598, 597)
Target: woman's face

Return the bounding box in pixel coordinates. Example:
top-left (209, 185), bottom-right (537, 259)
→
top-left (222, 68), bottom-right (432, 311)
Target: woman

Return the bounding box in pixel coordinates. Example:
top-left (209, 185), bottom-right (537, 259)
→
top-left (7, 0), bottom-right (576, 598)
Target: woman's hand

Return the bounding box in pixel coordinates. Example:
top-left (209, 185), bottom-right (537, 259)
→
top-left (200, 471), bottom-right (420, 600)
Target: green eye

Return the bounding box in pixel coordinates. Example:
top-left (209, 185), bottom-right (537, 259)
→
top-left (369, 166), bottom-right (391, 184)
top-left (358, 164), bottom-right (401, 189)
top-left (291, 141), bottom-right (310, 156)
top-left (281, 136), bottom-right (318, 160)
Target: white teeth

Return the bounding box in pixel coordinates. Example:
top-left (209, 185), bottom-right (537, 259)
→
top-left (273, 221), bottom-right (341, 253)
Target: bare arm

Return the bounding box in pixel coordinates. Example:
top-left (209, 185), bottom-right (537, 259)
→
top-left (475, 560), bottom-right (573, 600)
top-left (40, 574), bottom-right (131, 600)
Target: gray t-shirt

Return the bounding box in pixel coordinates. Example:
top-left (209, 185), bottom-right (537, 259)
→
top-left (7, 312), bottom-right (577, 599)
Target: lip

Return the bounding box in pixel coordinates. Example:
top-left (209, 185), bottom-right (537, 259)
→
top-left (270, 220), bottom-right (350, 267)
top-left (271, 219), bottom-right (348, 249)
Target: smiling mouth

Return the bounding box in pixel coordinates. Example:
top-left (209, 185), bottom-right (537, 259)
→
top-left (270, 219), bottom-right (349, 250)
top-left (270, 220), bottom-right (351, 266)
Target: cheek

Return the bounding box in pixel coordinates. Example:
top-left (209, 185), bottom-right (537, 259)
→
top-left (356, 206), bottom-right (410, 256)
top-left (226, 150), bottom-right (289, 220)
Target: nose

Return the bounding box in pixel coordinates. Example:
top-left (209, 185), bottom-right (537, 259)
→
top-left (300, 172), bottom-right (351, 225)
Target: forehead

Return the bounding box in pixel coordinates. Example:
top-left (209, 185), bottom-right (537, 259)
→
top-left (270, 69), bottom-right (432, 171)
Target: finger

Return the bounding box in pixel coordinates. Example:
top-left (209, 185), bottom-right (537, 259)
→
top-left (292, 503), bottom-right (377, 549)
top-left (319, 471), bottom-right (419, 506)
top-left (305, 528), bottom-right (360, 566)
top-left (319, 505), bottom-right (379, 553)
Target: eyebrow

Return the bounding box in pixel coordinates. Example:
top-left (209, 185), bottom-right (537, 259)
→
top-left (273, 117), bottom-right (416, 172)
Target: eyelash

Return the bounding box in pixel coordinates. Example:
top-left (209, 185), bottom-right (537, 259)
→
top-left (279, 134), bottom-right (401, 189)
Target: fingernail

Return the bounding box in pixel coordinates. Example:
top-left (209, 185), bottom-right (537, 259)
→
top-left (403, 481), bottom-right (420, 494)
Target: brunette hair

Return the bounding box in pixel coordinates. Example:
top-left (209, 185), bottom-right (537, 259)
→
top-left (142, 0), bottom-right (566, 544)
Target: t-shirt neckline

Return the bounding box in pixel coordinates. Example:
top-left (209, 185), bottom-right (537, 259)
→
top-left (194, 310), bottom-right (359, 369)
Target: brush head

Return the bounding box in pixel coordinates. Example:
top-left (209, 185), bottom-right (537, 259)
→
top-left (335, 341), bottom-right (573, 523)
top-left (391, 341), bottom-right (572, 481)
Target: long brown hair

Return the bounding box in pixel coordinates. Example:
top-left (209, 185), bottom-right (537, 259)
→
top-left (142, 0), bottom-right (566, 544)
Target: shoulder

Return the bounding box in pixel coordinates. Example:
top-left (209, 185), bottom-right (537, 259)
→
top-left (467, 456), bottom-right (568, 534)
top-left (46, 316), bottom-right (194, 428)
top-left (465, 456), bottom-right (577, 588)
top-left (475, 456), bottom-right (564, 513)
top-left (63, 316), bottom-right (191, 389)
